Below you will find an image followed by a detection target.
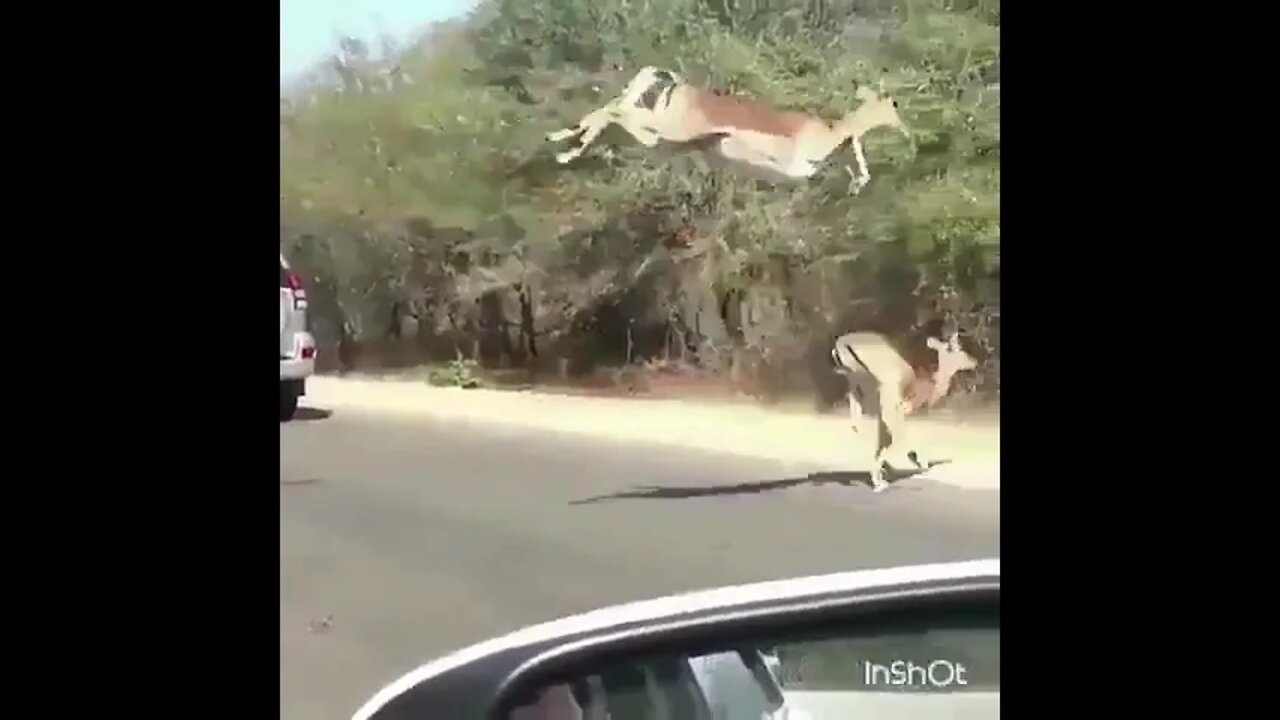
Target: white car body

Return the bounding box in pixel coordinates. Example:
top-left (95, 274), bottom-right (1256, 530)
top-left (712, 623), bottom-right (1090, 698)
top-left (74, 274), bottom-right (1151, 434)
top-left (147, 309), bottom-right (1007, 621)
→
top-left (280, 252), bottom-right (315, 420)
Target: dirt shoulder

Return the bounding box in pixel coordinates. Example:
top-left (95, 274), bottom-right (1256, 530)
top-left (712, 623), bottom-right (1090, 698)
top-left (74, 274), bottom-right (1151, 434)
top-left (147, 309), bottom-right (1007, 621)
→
top-left (302, 376), bottom-right (1000, 491)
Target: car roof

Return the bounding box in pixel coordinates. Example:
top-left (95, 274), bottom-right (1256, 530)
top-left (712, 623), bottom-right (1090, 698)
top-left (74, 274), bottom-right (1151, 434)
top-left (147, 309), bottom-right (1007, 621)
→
top-left (353, 558), bottom-right (999, 719)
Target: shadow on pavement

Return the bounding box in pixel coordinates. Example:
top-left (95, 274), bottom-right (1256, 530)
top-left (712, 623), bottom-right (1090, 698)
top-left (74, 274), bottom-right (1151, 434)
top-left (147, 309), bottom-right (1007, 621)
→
top-left (569, 462), bottom-right (951, 504)
top-left (289, 407), bottom-right (333, 422)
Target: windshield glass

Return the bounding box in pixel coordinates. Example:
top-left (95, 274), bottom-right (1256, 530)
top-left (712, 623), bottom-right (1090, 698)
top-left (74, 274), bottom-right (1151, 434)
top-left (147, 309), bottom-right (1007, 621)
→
top-left (280, 1), bottom-right (999, 716)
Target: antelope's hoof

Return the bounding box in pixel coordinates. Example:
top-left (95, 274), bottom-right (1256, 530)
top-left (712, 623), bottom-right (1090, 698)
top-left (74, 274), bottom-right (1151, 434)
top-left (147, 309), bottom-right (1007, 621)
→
top-left (872, 481), bottom-right (890, 493)
top-left (555, 151), bottom-right (579, 164)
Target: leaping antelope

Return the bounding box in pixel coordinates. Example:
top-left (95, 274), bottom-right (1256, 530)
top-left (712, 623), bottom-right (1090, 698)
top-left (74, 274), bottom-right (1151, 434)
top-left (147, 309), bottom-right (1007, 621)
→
top-left (546, 66), bottom-right (910, 194)
top-left (831, 331), bottom-right (977, 491)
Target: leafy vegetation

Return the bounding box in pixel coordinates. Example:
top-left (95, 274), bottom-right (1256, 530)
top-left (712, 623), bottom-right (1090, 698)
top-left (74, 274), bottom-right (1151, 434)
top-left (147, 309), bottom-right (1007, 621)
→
top-left (427, 354), bottom-right (485, 388)
top-left (280, 0), bottom-right (1000, 406)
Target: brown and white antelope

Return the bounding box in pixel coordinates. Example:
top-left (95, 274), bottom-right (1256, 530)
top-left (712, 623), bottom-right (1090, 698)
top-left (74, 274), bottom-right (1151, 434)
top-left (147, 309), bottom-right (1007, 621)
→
top-left (546, 66), bottom-right (910, 194)
top-left (831, 331), bottom-right (977, 491)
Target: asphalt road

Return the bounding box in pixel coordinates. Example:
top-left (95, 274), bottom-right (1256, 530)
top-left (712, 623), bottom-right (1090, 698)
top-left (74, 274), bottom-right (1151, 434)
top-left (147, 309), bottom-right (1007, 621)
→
top-left (280, 405), bottom-right (1000, 719)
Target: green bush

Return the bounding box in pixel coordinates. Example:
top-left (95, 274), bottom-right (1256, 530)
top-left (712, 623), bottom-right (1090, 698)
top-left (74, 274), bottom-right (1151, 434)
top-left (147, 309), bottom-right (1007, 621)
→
top-left (426, 354), bottom-right (484, 388)
top-left (281, 0), bottom-right (1000, 400)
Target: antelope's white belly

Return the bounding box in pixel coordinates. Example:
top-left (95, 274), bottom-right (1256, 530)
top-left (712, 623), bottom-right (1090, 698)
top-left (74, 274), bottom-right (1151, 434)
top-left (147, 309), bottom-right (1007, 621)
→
top-left (714, 131), bottom-right (815, 179)
top-left (780, 154), bottom-right (822, 179)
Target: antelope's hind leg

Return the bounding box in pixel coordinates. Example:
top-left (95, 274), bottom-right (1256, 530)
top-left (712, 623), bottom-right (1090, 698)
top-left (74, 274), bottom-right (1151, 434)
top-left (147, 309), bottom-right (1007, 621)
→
top-left (549, 104), bottom-right (619, 163)
top-left (846, 140), bottom-right (871, 194)
top-left (871, 393), bottom-right (918, 491)
top-left (851, 409), bottom-right (892, 493)
top-left (869, 418), bottom-right (894, 492)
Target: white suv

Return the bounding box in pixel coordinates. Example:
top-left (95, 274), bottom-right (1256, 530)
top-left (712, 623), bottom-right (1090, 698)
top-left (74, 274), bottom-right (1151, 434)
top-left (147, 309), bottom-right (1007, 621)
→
top-left (280, 253), bottom-right (316, 421)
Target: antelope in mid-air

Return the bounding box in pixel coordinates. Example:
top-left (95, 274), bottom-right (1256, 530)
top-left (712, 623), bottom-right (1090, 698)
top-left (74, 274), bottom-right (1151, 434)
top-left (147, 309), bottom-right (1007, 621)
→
top-left (546, 66), bottom-right (910, 194)
top-left (831, 331), bottom-right (978, 491)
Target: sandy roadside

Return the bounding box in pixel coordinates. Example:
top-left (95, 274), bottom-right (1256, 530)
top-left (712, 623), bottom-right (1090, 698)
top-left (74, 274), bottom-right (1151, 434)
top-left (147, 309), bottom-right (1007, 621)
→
top-left (301, 376), bottom-right (1000, 491)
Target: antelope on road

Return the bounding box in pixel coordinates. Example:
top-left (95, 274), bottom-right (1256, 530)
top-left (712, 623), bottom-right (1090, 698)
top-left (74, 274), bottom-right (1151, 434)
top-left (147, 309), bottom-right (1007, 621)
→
top-left (831, 332), bottom-right (978, 491)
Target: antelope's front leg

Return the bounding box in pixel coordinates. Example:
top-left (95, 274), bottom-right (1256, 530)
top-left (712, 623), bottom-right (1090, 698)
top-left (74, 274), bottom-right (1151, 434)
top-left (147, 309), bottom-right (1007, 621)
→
top-left (846, 139), bottom-right (871, 194)
top-left (887, 401), bottom-right (932, 474)
top-left (842, 165), bottom-right (864, 194)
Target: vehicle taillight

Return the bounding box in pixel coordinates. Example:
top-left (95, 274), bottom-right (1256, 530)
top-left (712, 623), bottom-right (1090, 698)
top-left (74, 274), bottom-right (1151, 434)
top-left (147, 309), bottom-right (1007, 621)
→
top-left (280, 269), bottom-right (304, 291)
top-left (281, 266), bottom-right (308, 311)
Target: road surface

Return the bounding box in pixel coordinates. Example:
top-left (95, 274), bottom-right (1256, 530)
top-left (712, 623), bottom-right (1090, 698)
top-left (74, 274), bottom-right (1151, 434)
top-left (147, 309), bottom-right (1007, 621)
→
top-left (281, 405), bottom-right (1000, 719)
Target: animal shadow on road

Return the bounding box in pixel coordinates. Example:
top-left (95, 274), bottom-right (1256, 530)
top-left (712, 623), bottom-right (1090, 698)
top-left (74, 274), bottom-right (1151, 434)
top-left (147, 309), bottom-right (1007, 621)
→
top-left (288, 407), bottom-right (333, 422)
top-left (569, 462), bottom-right (950, 505)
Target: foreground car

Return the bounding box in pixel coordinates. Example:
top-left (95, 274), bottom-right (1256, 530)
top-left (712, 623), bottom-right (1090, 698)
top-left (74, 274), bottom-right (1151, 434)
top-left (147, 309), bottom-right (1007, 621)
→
top-left (280, 252), bottom-right (316, 421)
top-left (353, 558), bottom-right (999, 719)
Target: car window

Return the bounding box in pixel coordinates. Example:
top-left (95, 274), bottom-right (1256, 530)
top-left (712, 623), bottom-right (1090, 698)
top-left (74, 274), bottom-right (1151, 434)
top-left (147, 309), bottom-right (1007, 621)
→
top-left (773, 624), bottom-right (1000, 692)
top-left (507, 615), bottom-right (998, 719)
top-left (687, 650), bottom-right (782, 719)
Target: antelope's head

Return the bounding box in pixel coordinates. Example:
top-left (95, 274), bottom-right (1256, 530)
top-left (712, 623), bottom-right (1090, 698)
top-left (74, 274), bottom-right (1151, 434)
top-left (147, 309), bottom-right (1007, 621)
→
top-left (850, 82), bottom-right (909, 138)
top-left (626, 66), bottom-right (681, 93)
top-left (924, 332), bottom-right (978, 406)
top-left (618, 66), bottom-right (684, 113)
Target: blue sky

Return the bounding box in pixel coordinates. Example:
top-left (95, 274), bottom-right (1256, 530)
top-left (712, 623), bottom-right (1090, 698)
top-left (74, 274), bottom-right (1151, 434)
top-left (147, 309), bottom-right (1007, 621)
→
top-left (280, 0), bottom-right (479, 79)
